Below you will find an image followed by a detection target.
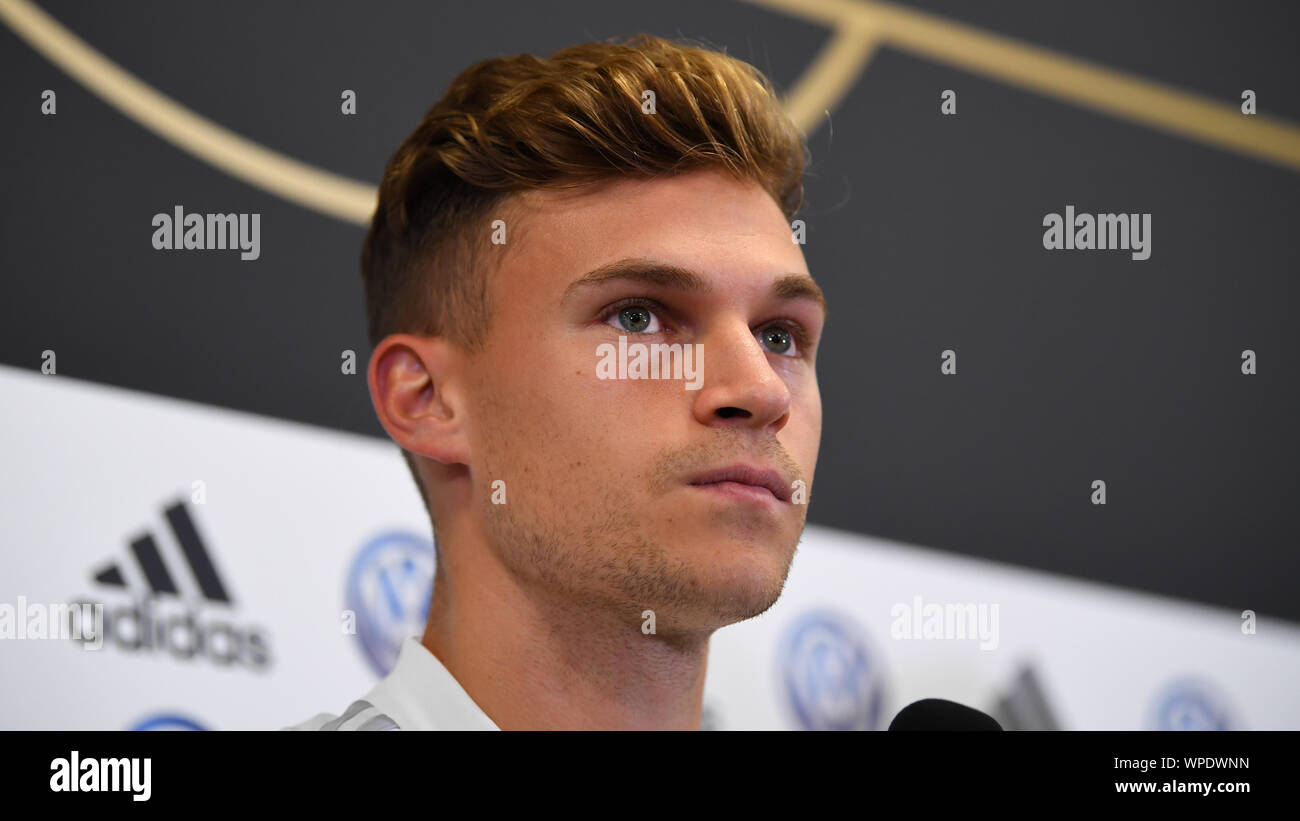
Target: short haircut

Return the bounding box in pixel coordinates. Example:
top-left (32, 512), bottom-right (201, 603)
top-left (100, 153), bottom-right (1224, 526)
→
top-left (361, 33), bottom-right (808, 515)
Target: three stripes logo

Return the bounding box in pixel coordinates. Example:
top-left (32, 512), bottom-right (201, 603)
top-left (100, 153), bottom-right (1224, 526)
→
top-left (72, 498), bottom-right (272, 670)
top-left (93, 502), bottom-right (232, 604)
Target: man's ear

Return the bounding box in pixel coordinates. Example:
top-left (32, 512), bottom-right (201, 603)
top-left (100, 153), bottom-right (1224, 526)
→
top-left (368, 334), bottom-right (471, 466)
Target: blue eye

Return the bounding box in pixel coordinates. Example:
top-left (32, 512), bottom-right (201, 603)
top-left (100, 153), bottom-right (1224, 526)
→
top-left (758, 325), bottom-right (797, 356)
top-left (604, 302), bottom-right (662, 334)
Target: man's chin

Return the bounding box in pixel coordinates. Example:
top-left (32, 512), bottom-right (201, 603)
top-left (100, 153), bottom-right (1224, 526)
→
top-left (689, 576), bottom-right (788, 630)
top-left (658, 541), bottom-right (796, 629)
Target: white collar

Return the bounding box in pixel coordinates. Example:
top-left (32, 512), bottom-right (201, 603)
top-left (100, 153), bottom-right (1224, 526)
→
top-left (363, 637), bottom-right (500, 730)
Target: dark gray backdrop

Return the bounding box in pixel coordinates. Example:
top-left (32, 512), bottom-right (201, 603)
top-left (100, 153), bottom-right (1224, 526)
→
top-left (3, 1), bottom-right (1297, 619)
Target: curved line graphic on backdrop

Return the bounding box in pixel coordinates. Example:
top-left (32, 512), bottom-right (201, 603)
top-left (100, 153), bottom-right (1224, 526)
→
top-left (3, 0), bottom-right (1298, 229)
top-left (778, 17), bottom-right (881, 138)
top-left (754, 0), bottom-right (1300, 173)
top-left (0, 0), bottom-right (377, 224)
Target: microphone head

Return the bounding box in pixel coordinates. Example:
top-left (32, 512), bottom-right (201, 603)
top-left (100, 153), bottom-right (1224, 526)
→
top-left (887, 698), bottom-right (1004, 731)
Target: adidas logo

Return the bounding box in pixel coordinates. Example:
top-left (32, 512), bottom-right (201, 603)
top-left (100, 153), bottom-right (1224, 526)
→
top-left (93, 502), bottom-right (232, 603)
top-left (73, 499), bottom-right (272, 670)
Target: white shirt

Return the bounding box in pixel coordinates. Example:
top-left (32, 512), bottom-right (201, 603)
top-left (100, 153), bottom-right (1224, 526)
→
top-left (285, 637), bottom-right (499, 731)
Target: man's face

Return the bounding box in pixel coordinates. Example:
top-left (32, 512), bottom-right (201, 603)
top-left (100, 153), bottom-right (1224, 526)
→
top-left (464, 168), bottom-right (824, 638)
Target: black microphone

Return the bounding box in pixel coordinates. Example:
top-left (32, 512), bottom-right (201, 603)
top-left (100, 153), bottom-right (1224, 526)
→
top-left (887, 698), bottom-right (1003, 731)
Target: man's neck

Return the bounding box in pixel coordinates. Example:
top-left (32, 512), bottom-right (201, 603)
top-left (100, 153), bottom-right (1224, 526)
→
top-left (420, 542), bottom-right (711, 730)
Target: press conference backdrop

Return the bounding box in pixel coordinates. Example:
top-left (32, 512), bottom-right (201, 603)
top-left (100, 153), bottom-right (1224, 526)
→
top-left (2, 0), bottom-right (1298, 729)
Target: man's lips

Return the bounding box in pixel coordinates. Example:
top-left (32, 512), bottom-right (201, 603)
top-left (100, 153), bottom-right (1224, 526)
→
top-left (686, 465), bottom-right (792, 503)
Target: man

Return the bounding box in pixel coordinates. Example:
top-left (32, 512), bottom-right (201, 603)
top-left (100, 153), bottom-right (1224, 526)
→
top-left (289, 33), bottom-right (826, 730)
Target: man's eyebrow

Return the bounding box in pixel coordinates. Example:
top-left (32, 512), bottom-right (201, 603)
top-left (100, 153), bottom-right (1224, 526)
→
top-left (563, 257), bottom-right (827, 315)
top-left (773, 273), bottom-right (827, 315)
top-left (562, 258), bottom-right (711, 301)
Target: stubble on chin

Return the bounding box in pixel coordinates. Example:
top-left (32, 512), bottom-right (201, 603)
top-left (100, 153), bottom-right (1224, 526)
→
top-left (480, 455), bottom-right (803, 640)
